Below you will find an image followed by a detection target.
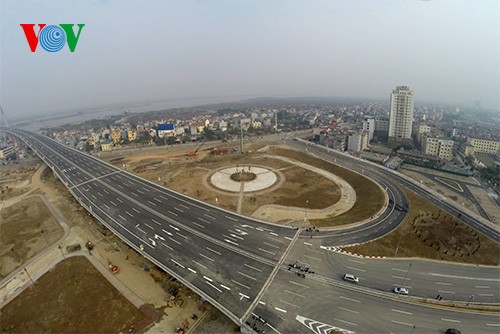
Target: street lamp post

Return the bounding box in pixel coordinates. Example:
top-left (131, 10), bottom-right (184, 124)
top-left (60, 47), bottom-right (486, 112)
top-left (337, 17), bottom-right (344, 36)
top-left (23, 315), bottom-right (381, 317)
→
top-left (466, 294), bottom-right (475, 306)
top-left (304, 200), bottom-right (309, 222)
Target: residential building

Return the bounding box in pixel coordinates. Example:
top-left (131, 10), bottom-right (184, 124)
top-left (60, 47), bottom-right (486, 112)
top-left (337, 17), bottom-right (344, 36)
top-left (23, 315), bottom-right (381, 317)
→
top-left (422, 136), bottom-right (454, 161)
top-left (100, 140), bottom-right (113, 151)
top-left (362, 117), bottom-right (375, 141)
top-left (348, 131), bottom-right (369, 152)
top-left (417, 123), bottom-right (431, 144)
top-left (388, 86), bottom-right (414, 145)
top-left (111, 129), bottom-right (122, 144)
top-left (465, 136), bottom-right (500, 155)
top-left (128, 130), bottom-right (137, 141)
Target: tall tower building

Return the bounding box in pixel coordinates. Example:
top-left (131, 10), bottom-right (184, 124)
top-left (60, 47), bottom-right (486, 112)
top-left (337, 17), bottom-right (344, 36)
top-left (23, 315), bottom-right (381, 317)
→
top-left (388, 86), bottom-right (414, 146)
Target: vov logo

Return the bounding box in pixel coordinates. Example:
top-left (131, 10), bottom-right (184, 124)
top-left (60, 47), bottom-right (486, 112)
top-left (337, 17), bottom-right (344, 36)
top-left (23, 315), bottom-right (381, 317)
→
top-left (20, 24), bottom-right (85, 52)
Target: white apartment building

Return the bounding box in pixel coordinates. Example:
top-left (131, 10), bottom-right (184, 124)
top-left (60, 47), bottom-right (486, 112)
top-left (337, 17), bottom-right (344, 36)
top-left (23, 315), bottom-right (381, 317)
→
top-left (388, 86), bottom-right (414, 145)
top-left (422, 136), bottom-right (454, 161)
top-left (417, 123), bottom-right (431, 144)
top-left (348, 131), bottom-right (369, 152)
top-left (362, 117), bottom-right (375, 141)
top-left (466, 137), bottom-right (500, 155)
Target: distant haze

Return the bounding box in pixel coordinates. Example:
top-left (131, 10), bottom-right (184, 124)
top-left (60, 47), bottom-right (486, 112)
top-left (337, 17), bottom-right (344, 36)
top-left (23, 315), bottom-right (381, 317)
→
top-left (1, 0), bottom-right (499, 120)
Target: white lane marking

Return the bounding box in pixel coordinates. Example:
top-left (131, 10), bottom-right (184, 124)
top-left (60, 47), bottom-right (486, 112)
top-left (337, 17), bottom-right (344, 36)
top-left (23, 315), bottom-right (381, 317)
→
top-left (334, 318), bottom-right (357, 327)
top-left (285, 237), bottom-right (293, 241)
top-left (169, 225), bottom-right (179, 231)
top-left (486, 323), bottom-right (500, 326)
top-left (203, 275), bottom-right (213, 282)
top-left (136, 189), bottom-right (144, 195)
top-left (230, 234), bottom-right (244, 241)
top-left (199, 253), bottom-right (214, 262)
top-left (154, 198), bottom-right (162, 203)
top-left (206, 281), bottom-right (222, 293)
top-left (131, 192), bottom-right (138, 197)
top-left (479, 293), bottom-right (494, 296)
top-left (147, 200), bottom-right (156, 206)
top-left (91, 194), bottom-right (97, 200)
top-left (179, 204), bottom-right (189, 209)
top-left (97, 192), bottom-right (103, 197)
top-left (238, 271), bottom-right (257, 281)
top-left (347, 266), bottom-right (365, 272)
top-left (438, 290), bottom-right (455, 294)
top-left (284, 290), bottom-right (305, 298)
top-left (154, 234), bottom-right (165, 241)
top-left (118, 214), bottom-right (126, 220)
top-left (225, 239), bottom-right (239, 246)
top-left (392, 276), bottom-right (410, 280)
top-left (167, 210), bottom-right (178, 217)
top-left (198, 217), bottom-right (212, 224)
top-left (192, 221), bottom-right (205, 229)
top-left (142, 186), bottom-right (150, 192)
top-left (151, 219), bottom-right (161, 226)
top-left (220, 284), bottom-right (231, 291)
top-left (231, 279), bottom-right (250, 289)
top-left (263, 242), bottom-right (280, 249)
top-left (304, 255), bottom-right (322, 262)
top-left (147, 238), bottom-right (156, 246)
top-left (258, 301), bottom-right (266, 305)
top-left (348, 259), bottom-right (365, 265)
top-left (289, 281), bottom-right (310, 289)
top-left (125, 211), bottom-right (133, 217)
top-left (339, 307), bottom-right (359, 314)
top-left (161, 242), bottom-right (173, 250)
top-left (427, 273), bottom-right (499, 282)
top-left (274, 307), bottom-right (287, 313)
top-left (280, 299), bottom-right (301, 309)
top-left (258, 248), bottom-right (276, 256)
top-left (132, 207), bottom-right (140, 214)
top-left (256, 227), bottom-right (264, 232)
top-left (391, 309), bottom-right (413, 315)
top-left (116, 184), bottom-right (123, 189)
top-left (169, 237), bottom-right (181, 245)
top-left (225, 215), bottom-right (237, 221)
top-left (475, 285), bottom-right (490, 289)
top-left (206, 247), bottom-right (221, 255)
top-left (188, 268), bottom-right (196, 274)
top-left (177, 233), bottom-right (188, 240)
top-left (339, 296), bottom-right (360, 303)
top-left (171, 259), bottom-right (185, 269)
top-left (303, 242), bottom-right (313, 246)
top-left (239, 293), bottom-right (250, 299)
top-left (244, 264), bottom-right (263, 272)
top-left (116, 197), bottom-right (123, 203)
top-left (391, 320), bottom-right (413, 327)
top-left (193, 260), bottom-right (207, 269)
top-left (441, 318), bottom-right (461, 323)
top-left (161, 229), bottom-right (172, 236)
top-left (174, 207), bottom-right (184, 213)
top-left (270, 232), bottom-right (278, 236)
top-left (144, 223), bottom-right (154, 230)
top-left (435, 282), bottom-right (452, 286)
top-left (204, 213), bottom-right (216, 220)
top-left (391, 268), bottom-right (406, 272)
top-left (103, 204), bottom-right (110, 210)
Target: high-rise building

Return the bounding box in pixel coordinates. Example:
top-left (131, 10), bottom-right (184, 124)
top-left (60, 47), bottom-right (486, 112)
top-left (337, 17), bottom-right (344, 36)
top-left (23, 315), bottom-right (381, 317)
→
top-left (388, 86), bottom-right (414, 146)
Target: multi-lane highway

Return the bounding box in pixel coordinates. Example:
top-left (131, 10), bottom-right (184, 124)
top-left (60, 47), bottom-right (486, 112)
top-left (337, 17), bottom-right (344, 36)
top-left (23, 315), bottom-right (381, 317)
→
top-left (4, 128), bottom-right (499, 334)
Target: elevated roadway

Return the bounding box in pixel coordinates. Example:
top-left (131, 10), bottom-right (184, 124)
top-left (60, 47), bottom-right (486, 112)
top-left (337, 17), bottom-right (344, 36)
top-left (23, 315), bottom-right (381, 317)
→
top-left (3, 129), bottom-right (499, 333)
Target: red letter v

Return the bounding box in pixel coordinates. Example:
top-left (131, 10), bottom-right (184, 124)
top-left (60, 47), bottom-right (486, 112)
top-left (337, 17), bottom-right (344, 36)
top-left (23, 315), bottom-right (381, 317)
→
top-left (20, 24), bottom-right (46, 52)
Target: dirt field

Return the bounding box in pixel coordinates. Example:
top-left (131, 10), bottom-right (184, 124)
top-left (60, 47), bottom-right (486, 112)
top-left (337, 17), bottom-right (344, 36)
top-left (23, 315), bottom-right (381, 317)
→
top-left (0, 256), bottom-right (146, 333)
top-left (0, 196), bottom-right (64, 280)
top-left (345, 187), bottom-right (500, 265)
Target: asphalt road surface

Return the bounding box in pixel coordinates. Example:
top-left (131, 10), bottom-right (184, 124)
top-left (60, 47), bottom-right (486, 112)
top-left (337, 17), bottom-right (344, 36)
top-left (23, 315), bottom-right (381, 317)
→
top-left (4, 128), bottom-right (498, 334)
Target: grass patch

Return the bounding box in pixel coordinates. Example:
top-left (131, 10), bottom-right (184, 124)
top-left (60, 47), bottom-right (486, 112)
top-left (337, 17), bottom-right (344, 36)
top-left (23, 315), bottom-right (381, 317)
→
top-left (268, 147), bottom-right (385, 226)
top-left (345, 187), bottom-right (500, 265)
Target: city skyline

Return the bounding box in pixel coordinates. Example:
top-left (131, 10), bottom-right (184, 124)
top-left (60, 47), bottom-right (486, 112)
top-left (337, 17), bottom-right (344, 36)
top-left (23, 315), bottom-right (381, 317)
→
top-left (1, 0), bottom-right (499, 119)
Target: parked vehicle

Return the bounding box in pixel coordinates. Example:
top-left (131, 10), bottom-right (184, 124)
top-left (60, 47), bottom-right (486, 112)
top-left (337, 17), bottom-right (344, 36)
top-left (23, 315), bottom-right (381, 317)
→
top-left (393, 287), bottom-right (409, 295)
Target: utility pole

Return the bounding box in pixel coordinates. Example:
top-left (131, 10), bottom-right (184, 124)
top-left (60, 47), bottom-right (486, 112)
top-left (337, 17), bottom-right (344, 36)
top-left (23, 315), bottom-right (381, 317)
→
top-left (240, 121), bottom-right (244, 154)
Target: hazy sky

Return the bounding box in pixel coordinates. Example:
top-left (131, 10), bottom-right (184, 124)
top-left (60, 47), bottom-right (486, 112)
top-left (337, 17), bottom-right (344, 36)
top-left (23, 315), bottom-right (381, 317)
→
top-left (1, 0), bottom-right (499, 119)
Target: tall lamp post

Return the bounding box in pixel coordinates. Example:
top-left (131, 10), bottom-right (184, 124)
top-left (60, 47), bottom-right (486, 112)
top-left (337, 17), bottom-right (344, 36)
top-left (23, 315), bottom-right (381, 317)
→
top-left (304, 200), bottom-right (309, 222)
top-left (466, 294), bottom-right (475, 306)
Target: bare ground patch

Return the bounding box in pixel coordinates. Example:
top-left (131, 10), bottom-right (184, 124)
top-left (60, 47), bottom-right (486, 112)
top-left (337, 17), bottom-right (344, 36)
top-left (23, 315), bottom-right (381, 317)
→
top-left (0, 197), bottom-right (64, 280)
top-left (344, 188), bottom-right (500, 265)
top-left (0, 256), bottom-right (146, 333)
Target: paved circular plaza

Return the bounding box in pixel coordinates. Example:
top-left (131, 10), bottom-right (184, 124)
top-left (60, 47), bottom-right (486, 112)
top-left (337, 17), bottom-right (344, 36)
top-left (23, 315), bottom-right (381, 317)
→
top-left (210, 166), bottom-right (278, 192)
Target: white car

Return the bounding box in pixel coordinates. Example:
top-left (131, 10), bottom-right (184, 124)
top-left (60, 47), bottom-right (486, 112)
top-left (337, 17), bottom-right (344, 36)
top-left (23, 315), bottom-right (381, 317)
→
top-left (393, 287), bottom-right (409, 295)
top-left (343, 273), bottom-right (359, 284)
